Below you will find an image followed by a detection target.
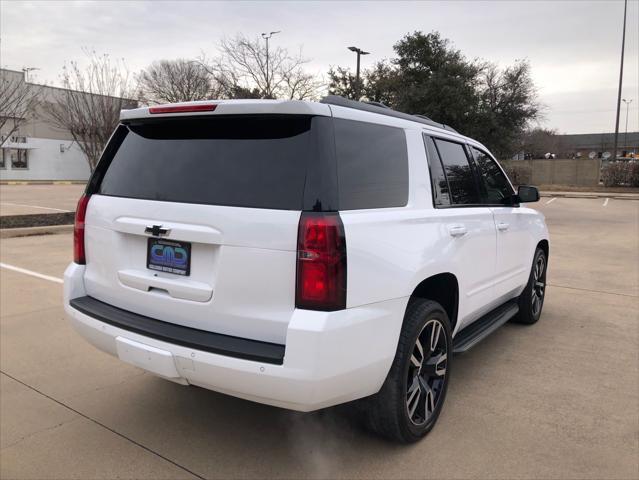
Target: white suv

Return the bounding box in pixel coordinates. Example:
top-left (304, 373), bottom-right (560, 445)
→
top-left (64, 96), bottom-right (549, 442)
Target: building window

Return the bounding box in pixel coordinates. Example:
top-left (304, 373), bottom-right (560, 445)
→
top-left (0, 149), bottom-right (6, 169)
top-left (4, 149), bottom-right (29, 169)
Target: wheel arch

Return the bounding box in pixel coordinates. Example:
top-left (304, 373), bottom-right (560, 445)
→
top-left (407, 273), bottom-right (459, 331)
top-left (537, 239), bottom-right (549, 258)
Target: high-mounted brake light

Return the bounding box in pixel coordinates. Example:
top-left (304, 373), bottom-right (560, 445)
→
top-left (149, 104), bottom-right (217, 114)
top-left (295, 212), bottom-right (347, 311)
top-left (74, 194), bottom-right (90, 264)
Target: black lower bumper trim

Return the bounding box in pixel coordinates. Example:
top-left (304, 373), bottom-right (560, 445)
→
top-left (69, 296), bottom-right (285, 365)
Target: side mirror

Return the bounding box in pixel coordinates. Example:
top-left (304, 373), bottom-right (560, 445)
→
top-left (517, 185), bottom-right (540, 203)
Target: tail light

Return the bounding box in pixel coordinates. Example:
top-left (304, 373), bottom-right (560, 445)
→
top-left (296, 212), bottom-right (347, 311)
top-left (74, 194), bottom-right (90, 264)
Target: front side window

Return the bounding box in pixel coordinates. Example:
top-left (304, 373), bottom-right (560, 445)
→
top-left (423, 135), bottom-right (451, 206)
top-left (334, 119), bottom-right (409, 210)
top-left (472, 147), bottom-right (514, 204)
top-left (433, 138), bottom-right (480, 205)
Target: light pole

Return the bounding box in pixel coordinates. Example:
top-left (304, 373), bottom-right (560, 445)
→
top-left (622, 99), bottom-right (633, 156)
top-left (348, 46), bottom-right (369, 100)
top-left (261, 31), bottom-right (280, 98)
top-left (612, 0), bottom-right (628, 160)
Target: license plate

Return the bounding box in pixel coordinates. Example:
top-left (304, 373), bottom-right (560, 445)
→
top-left (147, 238), bottom-right (191, 276)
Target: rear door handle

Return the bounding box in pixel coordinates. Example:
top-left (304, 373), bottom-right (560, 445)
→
top-left (496, 222), bottom-right (510, 231)
top-left (448, 225), bottom-right (467, 237)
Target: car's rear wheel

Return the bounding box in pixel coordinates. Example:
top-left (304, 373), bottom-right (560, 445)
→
top-left (361, 299), bottom-right (452, 442)
top-left (513, 247), bottom-right (547, 324)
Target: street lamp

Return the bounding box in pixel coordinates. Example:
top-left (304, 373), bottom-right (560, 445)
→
top-left (612, 0), bottom-right (628, 160)
top-left (348, 46), bottom-right (370, 100)
top-left (261, 31), bottom-right (281, 98)
top-left (622, 99), bottom-right (633, 156)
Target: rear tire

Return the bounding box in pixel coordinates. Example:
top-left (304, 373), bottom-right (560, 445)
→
top-left (513, 247), bottom-right (547, 325)
top-left (361, 299), bottom-right (452, 443)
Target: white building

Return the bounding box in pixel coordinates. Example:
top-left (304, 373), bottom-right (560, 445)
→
top-left (1, 69), bottom-right (134, 182)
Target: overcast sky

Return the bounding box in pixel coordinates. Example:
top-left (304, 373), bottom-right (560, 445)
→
top-left (2, 0), bottom-right (638, 134)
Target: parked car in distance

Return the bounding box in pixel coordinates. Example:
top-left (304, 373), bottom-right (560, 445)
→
top-left (64, 96), bottom-right (549, 442)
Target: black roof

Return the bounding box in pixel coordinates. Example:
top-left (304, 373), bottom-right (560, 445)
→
top-left (320, 95), bottom-right (458, 133)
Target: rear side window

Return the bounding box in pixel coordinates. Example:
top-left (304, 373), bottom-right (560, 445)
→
top-left (433, 138), bottom-right (480, 205)
top-left (471, 147), bottom-right (514, 204)
top-left (334, 119), bottom-right (408, 210)
top-left (424, 135), bottom-right (451, 206)
top-left (97, 116), bottom-right (313, 210)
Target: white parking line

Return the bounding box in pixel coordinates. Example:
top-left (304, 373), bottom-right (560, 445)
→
top-left (545, 197), bottom-right (557, 204)
top-left (0, 262), bottom-right (63, 284)
top-left (0, 202), bottom-right (70, 212)
top-left (603, 198), bottom-right (609, 207)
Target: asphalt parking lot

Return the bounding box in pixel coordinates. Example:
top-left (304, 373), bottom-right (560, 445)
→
top-left (1, 197), bottom-right (638, 479)
top-left (0, 184), bottom-right (85, 216)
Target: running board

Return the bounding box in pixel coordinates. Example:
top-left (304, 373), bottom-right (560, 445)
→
top-left (452, 300), bottom-right (519, 354)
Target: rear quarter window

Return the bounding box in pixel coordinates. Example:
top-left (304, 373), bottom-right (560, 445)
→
top-left (333, 118), bottom-right (409, 210)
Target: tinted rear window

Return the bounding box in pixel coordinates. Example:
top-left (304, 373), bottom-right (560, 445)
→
top-left (334, 119), bottom-right (409, 210)
top-left (98, 116), bottom-right (312, 210)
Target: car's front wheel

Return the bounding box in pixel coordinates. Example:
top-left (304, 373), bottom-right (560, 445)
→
top-left (513, 247), bottom-right (547, 324)
top-left (362, 299), bottom-right (452, 442)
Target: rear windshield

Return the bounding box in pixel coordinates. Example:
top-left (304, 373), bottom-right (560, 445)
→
top-left (97, 116), bottom-right (312, 210)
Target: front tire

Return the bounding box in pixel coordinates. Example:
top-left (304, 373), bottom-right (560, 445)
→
top-left (513, 247), bottom-right (547, 325)
top-left (362, 299), bottom-right (452, 443)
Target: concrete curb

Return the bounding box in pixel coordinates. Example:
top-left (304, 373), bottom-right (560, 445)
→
top-left (0, 212), bottom-right (74, 229)
top-left (0, 224), bottom-right (73, 238)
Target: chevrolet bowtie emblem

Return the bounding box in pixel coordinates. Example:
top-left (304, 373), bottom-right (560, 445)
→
top-left (145, 224), bottom-right (170, 237)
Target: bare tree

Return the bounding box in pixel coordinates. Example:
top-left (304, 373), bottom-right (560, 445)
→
top-left (282, 65), bottom-right (324, 100)
top-left (475, 60), bottom-right (542, 158)
top-left (0, 70), bottom-right (42, 145)
top-left (138, 59), bottom-right (218, 104)
top-left (203, 34), bottom-right (321, 100)
top-left (518, 127), bottom-right (565, 159)
top-left (47, 53), bottom-right (136, 172)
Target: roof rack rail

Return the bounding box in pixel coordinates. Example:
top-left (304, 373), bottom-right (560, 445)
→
top-left (320, 95), bottom-right (458, 133)
top-left (363, 100), bottom-right (390, 109)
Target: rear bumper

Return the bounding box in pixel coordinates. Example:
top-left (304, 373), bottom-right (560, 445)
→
top-left (69, 296), bottom-right (286, 365)
top-left (64, 263), bottom-right (406, 411)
